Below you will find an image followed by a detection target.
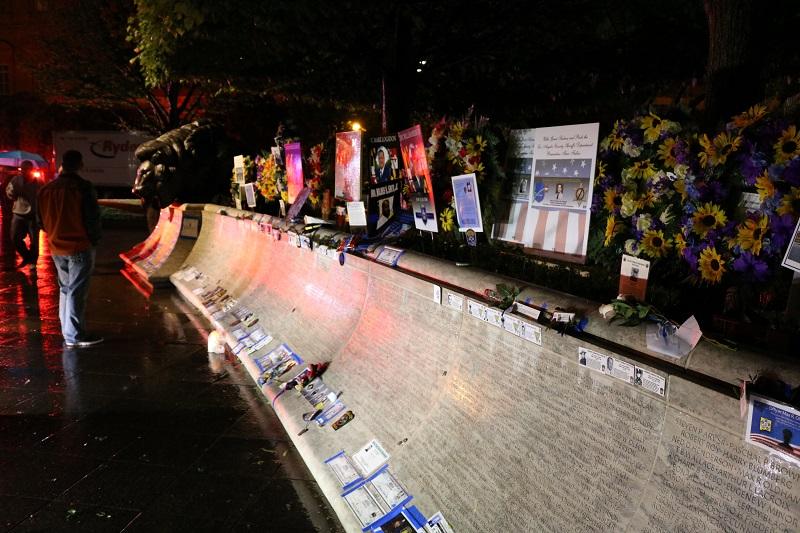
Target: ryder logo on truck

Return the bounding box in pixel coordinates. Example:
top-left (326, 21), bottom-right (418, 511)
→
top-left (89, 140), bottom-right (140, 159)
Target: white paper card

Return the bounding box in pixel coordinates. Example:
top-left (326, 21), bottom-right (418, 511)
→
top-left (347, 201), bottom-right (368, 227)
top-left (520, 321), bottom-right (542, 345)
top-left (426, 512), bottom-right (455, 533)
top-left (635, 366), bottom-right (666, 396)
top-left (369, 469), bottom-right (409, 511)
top-left (467, 300), bottom-right (487, 320)
top-left (351, 439), bottom-right (390, 477)
top-left (343, 485), bottom-right (383, 528)
top-left (515, 301), bottom-right (541, 320)
top-left (326, 454), bottom-right (361, 488)
top-left (485, 307), bottom-right (503, 328)
top-left (444, 292), bottom-right (464, 312)
top-left (782, 217), bottom-right (800, 273)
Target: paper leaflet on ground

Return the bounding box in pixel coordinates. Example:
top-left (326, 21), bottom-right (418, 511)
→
top-left (324, 451), bottom-right (363, 491)
top-left (253, 343), bottom-right (302, 385)
top-left (645, 315), bottom-right (701, 359)
top-left (376, 246), bottom-right (404, 266)
top-left (351, 439), bottom-right (390, 478)
top-left (343, 485), bottom-right (384, 530)
top-left (425, 512), bottom-right (455, 533)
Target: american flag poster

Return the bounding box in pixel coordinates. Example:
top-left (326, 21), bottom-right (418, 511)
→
top-left (495, 123), bottom-right (599, 262)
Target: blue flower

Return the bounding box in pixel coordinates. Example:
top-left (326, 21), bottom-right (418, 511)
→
top-left (732, 252), bottom-right (769, 282)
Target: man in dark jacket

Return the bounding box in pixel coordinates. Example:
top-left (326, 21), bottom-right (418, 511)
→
top-left (38, 150), bottom-right (103, 348)
top-left (5, 160), bottom-right (41, 268)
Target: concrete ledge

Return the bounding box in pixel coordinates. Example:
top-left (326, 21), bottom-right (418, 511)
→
top-left (170, 205), bottom-right (800, 533)
top-left (119, 204), bottom-right (204, 290)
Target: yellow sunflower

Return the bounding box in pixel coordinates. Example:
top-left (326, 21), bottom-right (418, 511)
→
top-left (774, 125), bottom-right (800, 163)
top-left (674, 231), bottom-right (687, 255)
top-left (657, 138), bottom-right (680, 168)
top-left (636, 190), bottom-right (657, 210)
top-left (439, 207), bottom-right (455, 232)
top-left (606, 121), bottom-right (625, 151)
top-left (778, 186), bottom-right (800, 217)
top-left (698, 134), bottom-right (714, 168)
top-left (692, 202), bottom-right (727, 238)
top-left (641, 113), bottom-right (666, 143)
top-left (603, 215), bottom-right (619, 246)
top-left (641, 230), bottom-right (672, 258)
top-left (698, 247), bottom-right (726, 284)
top-left (674, 178), bottom-right (688, 202)
top-left (734, 215), bottom-right (768, 255)
top-left (698, 132), bottom-right (742, 167)
top-left (732, 104), bottom-right (767, 130)
top-left (596, 160), bottom-right (607, 179)
top-left (755, 171), bottom-right (775, 202)
top-left (630, 159), bottom-right (657, 179)
top-left (603, 189), bottom-right (621, 212)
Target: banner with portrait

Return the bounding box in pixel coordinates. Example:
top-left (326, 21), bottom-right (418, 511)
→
top-left (368, 135), bottom-right (402, 185)
top-left (368, 180), bottom-right (402, 236)
top-left (399, 125), bottom-right (437, 232)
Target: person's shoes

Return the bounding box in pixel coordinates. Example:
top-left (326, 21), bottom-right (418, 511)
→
top-left (64, 335), bottom-right (104, 348)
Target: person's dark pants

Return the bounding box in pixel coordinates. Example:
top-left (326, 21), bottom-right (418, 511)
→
top-left (11, 214), bottom-right (39, 264)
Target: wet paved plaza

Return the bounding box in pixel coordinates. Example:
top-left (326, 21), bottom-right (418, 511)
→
top-left (0, 215), bottom-right (342, 532)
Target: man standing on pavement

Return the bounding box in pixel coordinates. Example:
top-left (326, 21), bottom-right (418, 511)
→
top-left (38, 150), bottom-right (104, 348)
top-left (5, 160), bottom-right (41, 268)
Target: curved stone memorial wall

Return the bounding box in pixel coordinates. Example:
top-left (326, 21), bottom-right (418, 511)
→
top-left (120, 203), bottom-right (204, 289)
top-left (171, 205), bottom-right (800, 533)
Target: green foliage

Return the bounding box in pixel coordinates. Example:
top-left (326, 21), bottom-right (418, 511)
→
top-left (608, 298), bottom-right (668, 327)
top-left (495, 283), bottom-right (521, 309)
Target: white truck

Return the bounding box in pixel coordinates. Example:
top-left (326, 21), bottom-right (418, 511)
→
top-left (53, 131), bottom-right (152, 193)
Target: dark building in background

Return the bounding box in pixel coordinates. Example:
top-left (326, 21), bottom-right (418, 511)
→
top-left (0, 0), bottom-right (56, 156)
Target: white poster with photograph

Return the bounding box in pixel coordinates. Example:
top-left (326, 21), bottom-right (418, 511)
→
top-left (233, 155), bottom-right (245, 184)
top-left (452, 173), bottom-right (483, 232)
top-left (495, 128), bottom-right (536, 244)
top-left (527, 123), bottom-right (599, 260)
top-left (782, 217), bottom-right (800, 273)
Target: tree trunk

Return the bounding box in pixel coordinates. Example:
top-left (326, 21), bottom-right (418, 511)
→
top-left (703, 0), bottom-right (760, 124)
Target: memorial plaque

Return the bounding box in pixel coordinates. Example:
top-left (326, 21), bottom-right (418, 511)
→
top-left (637, 411), bottom-right (800, 533)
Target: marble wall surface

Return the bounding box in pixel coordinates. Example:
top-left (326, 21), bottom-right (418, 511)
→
top-left (170, 206), bottom-right (800, 533)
